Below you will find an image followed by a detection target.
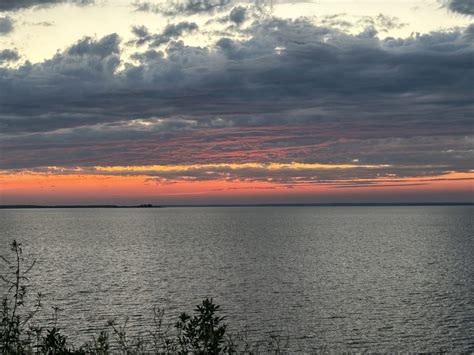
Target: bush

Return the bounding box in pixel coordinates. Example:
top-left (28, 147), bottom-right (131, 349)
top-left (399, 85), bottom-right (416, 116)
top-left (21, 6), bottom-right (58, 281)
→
top-left (176, 298), bottom-right (227, 354)
top-left (1, 240), bottom-right (42, 353)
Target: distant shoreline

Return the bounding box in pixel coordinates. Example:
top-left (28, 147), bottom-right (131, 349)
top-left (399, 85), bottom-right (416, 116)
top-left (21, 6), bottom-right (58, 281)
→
top-left (0, 202), bottom-right (473, 209)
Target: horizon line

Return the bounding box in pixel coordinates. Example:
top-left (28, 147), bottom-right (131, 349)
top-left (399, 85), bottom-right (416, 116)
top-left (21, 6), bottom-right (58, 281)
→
top-left (0, 202), bottom-right (473, 209)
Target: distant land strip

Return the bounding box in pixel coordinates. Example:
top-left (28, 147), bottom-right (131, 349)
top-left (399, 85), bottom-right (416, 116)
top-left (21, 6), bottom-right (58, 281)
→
top-left (0, 203), bottom-right (473, 209)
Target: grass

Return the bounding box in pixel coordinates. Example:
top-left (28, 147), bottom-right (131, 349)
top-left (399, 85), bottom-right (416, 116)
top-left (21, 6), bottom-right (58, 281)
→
top-left (1, 240), bottom-right (290, 354)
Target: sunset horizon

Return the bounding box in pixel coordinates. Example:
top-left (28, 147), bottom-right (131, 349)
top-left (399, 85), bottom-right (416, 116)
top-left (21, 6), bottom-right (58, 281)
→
top-left (1, 170), bottom-right (473, 205)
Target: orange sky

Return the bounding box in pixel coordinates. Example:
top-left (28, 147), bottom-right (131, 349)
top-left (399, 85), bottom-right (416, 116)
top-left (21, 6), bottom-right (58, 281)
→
top-left (1, 170), bottom-right (472, 205)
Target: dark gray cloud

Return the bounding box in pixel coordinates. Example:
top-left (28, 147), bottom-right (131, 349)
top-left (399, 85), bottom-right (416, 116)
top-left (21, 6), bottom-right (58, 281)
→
top-left (132, 25), bottom-right (150, 39)
top-left (357, 14), bottom-right (407, 32)
top-left (442, 0), bottom-right (474, 15)
top-left (0, 49), bottom-right (20, 63)
top-left (130, 21), bottom-right (199, 47)
top-left (0, 17), bottom-right (473, 178)
top-left (464, 23), bottom-right (474, 39)
top-left (148, 0), bottom-right (323, 15)
top-left (0, 0), bottom-right (93, 12)
top-left (134, 0), bottom-right (235, 16)
top-left (67, 33), bottom-right (120, 56)
top-left (133, 1), bottom-right (160, 13)
top-left (210, 5), bottom-right (265, 27)
top-left (0, 16), bottom-right (14, 34)
top-left (229, 6), bottom-right (246, 24)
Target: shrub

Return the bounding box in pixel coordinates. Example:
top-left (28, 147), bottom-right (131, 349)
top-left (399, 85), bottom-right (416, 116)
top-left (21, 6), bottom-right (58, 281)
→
top-left (176, 298), bottom-right (227, 354)
top-left (0, 240), bottom-right (42, 353)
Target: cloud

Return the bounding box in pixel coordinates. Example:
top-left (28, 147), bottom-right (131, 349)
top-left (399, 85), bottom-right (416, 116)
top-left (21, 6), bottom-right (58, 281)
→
top-left (464, 23), bottom-right (474, 39)
top-left (4, 162), bottom-right (472, 188)
top-left (134, 0), bottom-right (235, 16)
top-left (442, 0), bottom-right (474, 15)
top-left (357, 14), bottom-right (407, 32)
top-left (130, 21), bottom-right (199, 47)
top-left (0, 0), bottom-right (94, 12)
top-left (0, 16), bottom-right (14, 35)
top-left (0, 16), bottom-right (472, 183)
top-left (0, 49), bottom-right (20, 63)
top-left (30, 21), bottom-right (54, 26)
top-left (67, 32), bottom-right (120, 57)
top-left (133, 1), bottom-right (160, 13)
top-left (229, 6), bottom-right (247, 24)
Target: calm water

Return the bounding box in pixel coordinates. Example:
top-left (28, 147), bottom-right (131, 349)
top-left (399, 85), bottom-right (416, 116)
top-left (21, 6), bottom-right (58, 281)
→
top-left (0, 206), bottom-right (473, 352)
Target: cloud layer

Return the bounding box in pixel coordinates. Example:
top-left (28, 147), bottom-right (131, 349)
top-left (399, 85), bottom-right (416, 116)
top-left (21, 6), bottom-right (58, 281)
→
top-left (0, 7), bottom-right (473, 187)
top-left (0, 0), bottom-right (93, 12)
top-left (134, 0), bottom-right (235, 16)
top-left (443, 0), bottom-right (474, 15)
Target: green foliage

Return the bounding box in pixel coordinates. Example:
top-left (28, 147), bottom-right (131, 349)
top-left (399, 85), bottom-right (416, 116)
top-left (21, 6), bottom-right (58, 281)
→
top-left (176, 298), bottom-right (227, 354)
top-left (79, 330), bottom-right (110, 355)
top-left (40, 327), bottom-right (68, 354)
top-left (0, 240), bottom-right (42, 353)
top-left (92, 330), bottom-right (110, 354)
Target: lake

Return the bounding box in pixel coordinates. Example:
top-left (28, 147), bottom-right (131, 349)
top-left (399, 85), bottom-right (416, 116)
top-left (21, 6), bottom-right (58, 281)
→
top-left (0, 206), bottom-right (472, 352)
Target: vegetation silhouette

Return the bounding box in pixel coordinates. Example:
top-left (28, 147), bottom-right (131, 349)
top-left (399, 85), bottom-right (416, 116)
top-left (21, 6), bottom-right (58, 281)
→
top-left (1, 240), bottom-right (290, 354)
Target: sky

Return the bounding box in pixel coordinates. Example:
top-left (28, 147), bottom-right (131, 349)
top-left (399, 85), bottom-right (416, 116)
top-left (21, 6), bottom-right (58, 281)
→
top-left (0, 0), bottom-right (473, 205)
